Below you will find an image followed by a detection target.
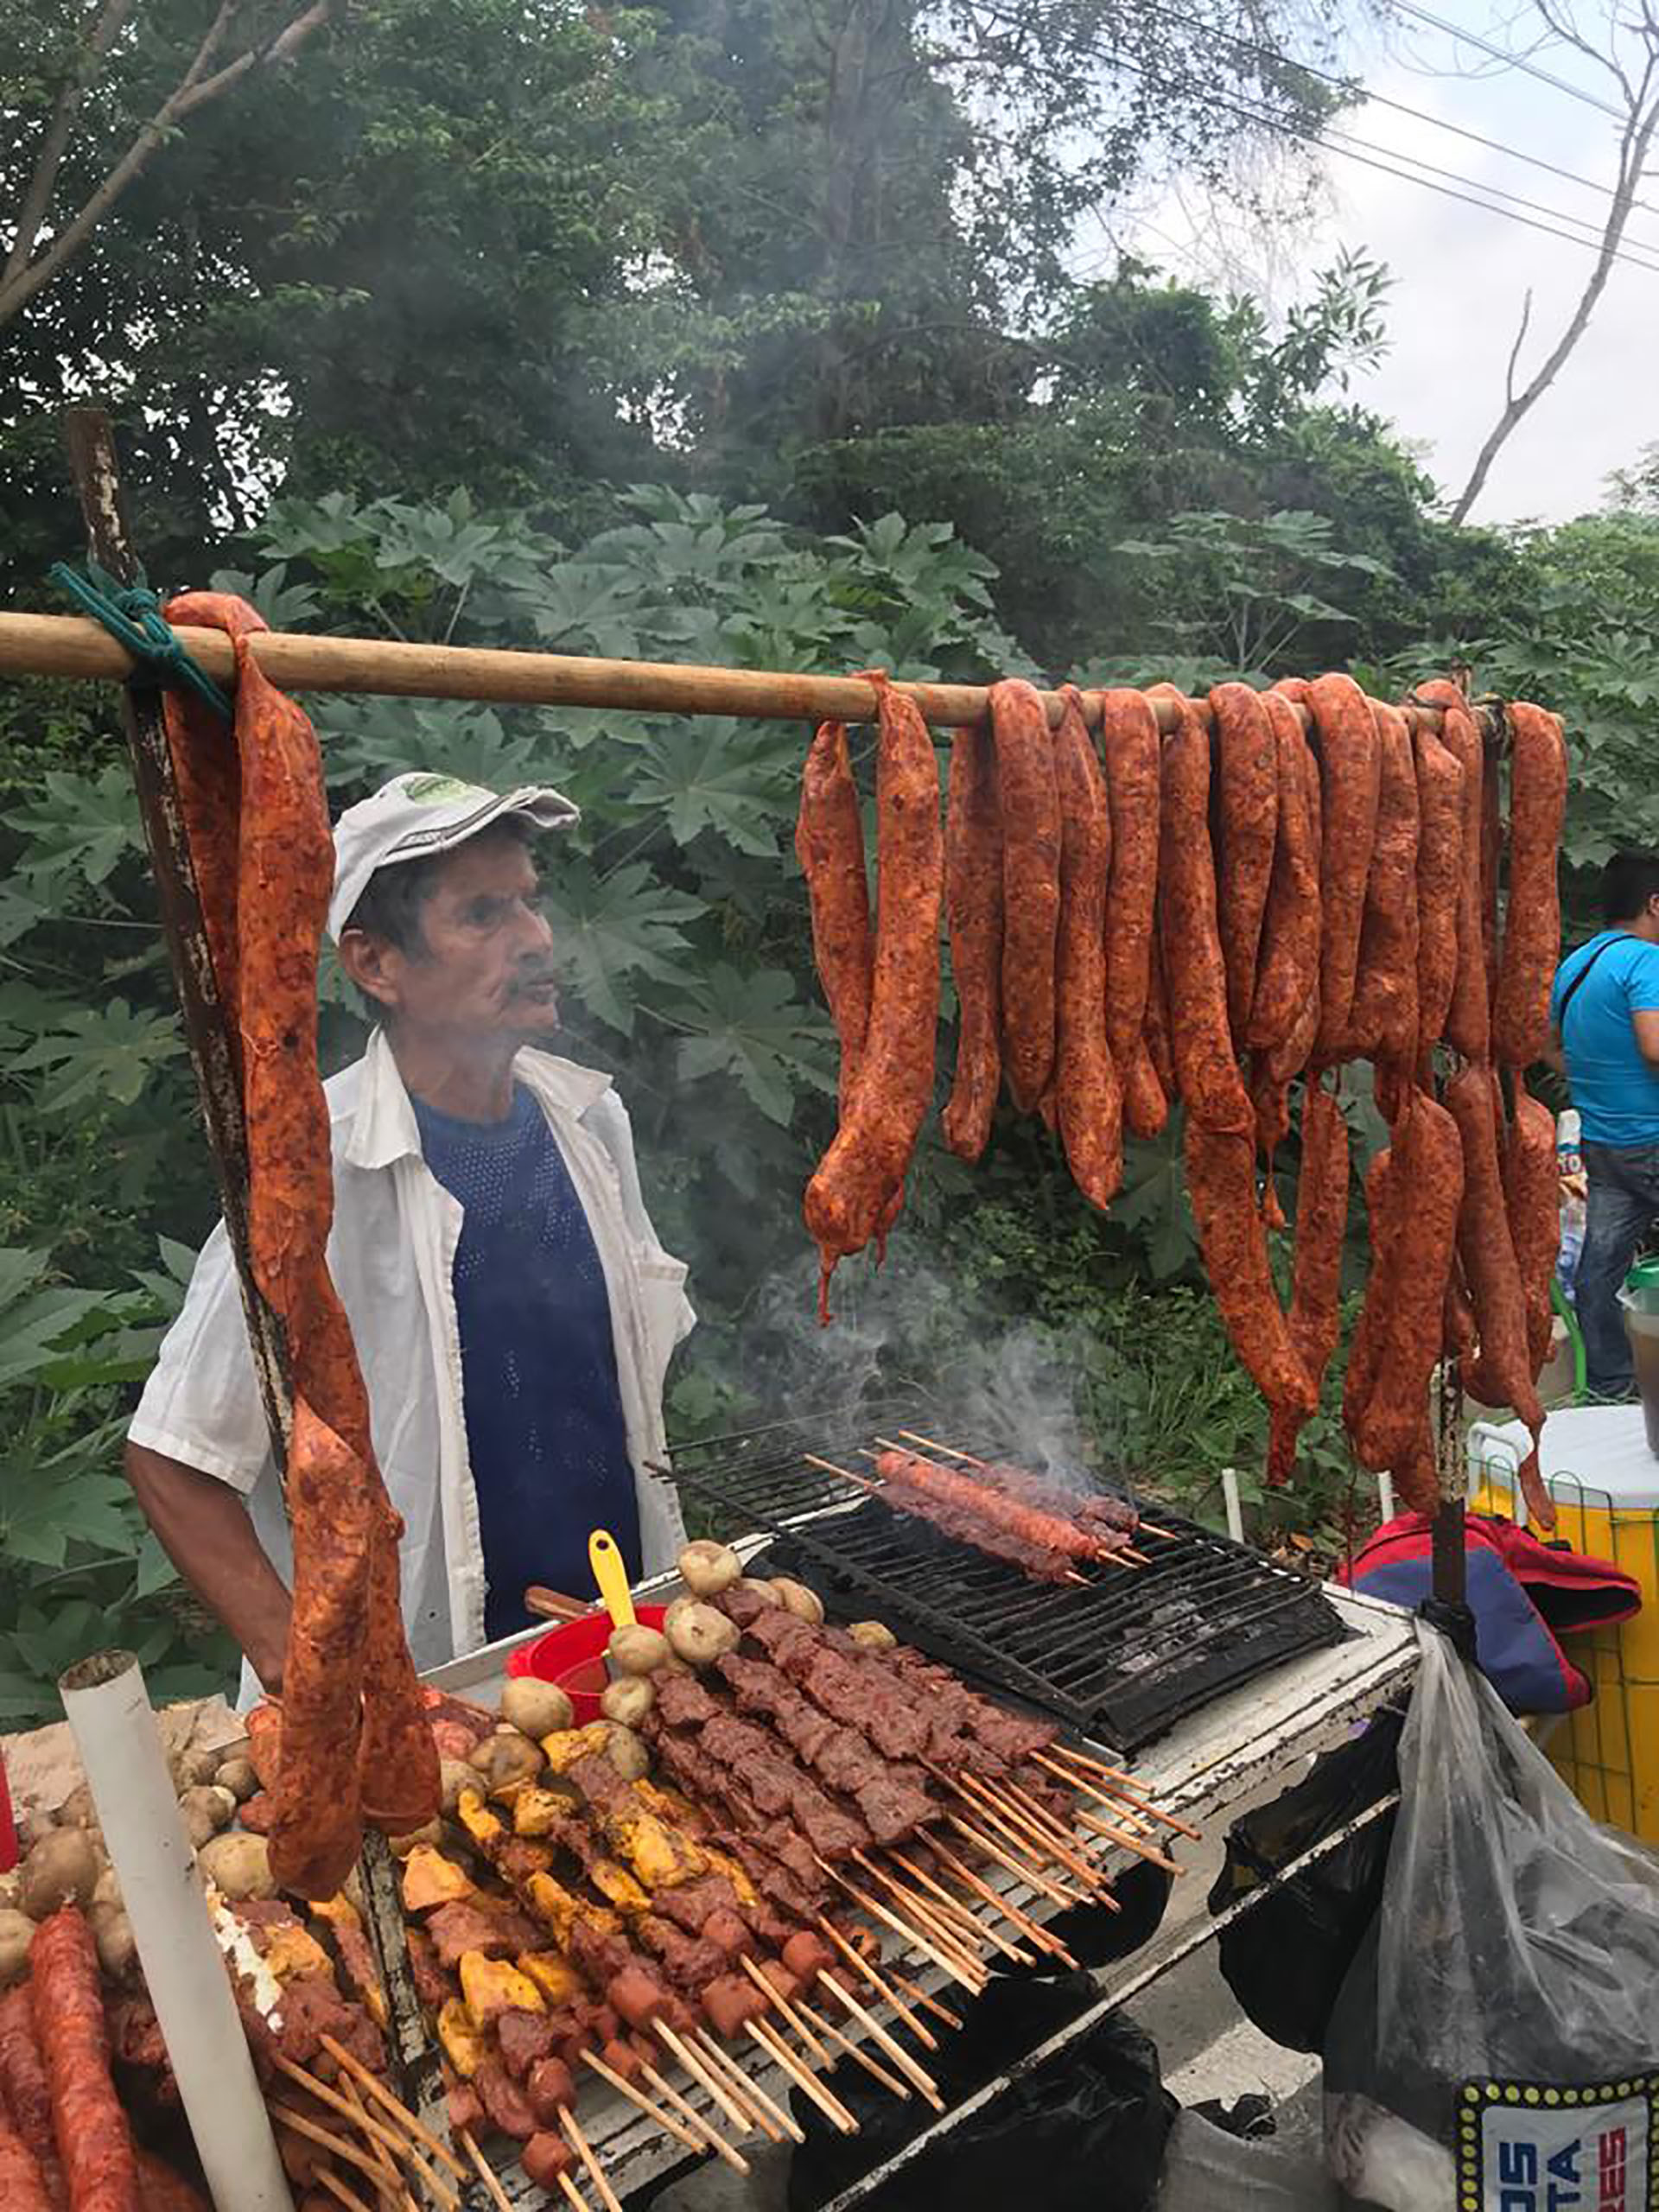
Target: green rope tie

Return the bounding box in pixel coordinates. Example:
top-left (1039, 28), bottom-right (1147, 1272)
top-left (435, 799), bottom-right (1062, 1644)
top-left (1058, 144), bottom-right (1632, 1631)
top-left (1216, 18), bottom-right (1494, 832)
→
top-left (50, 558), bottom-right (233, 720)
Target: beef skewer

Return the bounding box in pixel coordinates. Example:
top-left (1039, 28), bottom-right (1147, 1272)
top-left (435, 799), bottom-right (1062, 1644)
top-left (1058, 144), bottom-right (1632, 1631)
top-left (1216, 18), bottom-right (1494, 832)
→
top-left (873, 1442), bottom-right (1146, 1566)
top-left (896, 1428), bottom-right (1176, 1544)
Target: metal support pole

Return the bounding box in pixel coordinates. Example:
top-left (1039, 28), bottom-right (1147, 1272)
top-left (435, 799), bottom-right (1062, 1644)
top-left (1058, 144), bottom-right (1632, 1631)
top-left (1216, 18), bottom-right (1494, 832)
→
top-left (60, 410), bottom-right (456, 2176)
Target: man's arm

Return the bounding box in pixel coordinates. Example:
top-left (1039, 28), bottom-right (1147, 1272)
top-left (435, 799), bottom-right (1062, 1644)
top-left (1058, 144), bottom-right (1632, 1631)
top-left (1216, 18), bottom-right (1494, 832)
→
top-left (124, 1442), bottom-right (291, 1692)
top-left (1635, 1010), bottom-right (1659, 1068)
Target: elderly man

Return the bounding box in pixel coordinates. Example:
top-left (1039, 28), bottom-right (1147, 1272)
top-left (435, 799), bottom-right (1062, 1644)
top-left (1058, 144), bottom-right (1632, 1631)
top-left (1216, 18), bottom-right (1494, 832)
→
top-left (125, 772), bottom-right (691, 1696)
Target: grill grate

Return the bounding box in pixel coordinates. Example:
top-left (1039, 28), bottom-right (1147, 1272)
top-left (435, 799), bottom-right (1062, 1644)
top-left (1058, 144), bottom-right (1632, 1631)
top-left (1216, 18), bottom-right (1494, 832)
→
top-left (659, 1402), bottom-right (1346, 1752)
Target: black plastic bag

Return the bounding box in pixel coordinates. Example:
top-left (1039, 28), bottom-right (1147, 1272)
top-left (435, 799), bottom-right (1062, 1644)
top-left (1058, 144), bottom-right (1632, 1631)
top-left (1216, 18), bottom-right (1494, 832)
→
top-left (1207, 1706), bottom-right (1404, 2054)
top-left (789, 1973), bottom-right (1174, 2212)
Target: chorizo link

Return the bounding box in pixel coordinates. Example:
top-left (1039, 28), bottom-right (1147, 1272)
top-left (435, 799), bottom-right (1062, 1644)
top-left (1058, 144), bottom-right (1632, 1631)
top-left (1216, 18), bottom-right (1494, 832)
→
top-left (1267, 1078), bottom-right (1349, 1485)
top-left (1412, 720), bottom-right (1465, 1058)
top-left (1344, 702), bottom-right (1420, 1071)
top-left (1185, 1122), bottom-right (1317, 1419)
top-left (1492, 704), bottom-right (1567, 1068)
top-left (940, 720), bottom-right (1003, 1161)
top-left (1346, 1090), bottom-right (1465, 1471)
top-left (30, 1907), bottom-right (139, 2212)
top-left (1446, 1065), bottom-right (1554, 1527)
top-left (803, 677), bottom-right (943, 1304)
top-left (1342, 1145), bottom-right (1401, 1435)
top-left (1151, 685), bottom-right (1252, 1135)
top-left (1504, 1073), bottom-right (1561, 1378)
top-left (1415, 681), bottom-right (1490, 1063)
top-left (1052, 688), bottom-right (1122, 1209)
top-left (796, 721), bottom-right (874, 1115)
top-left (1099, 688), bottom-right (1161, 1074)
top-left (1481, 743), bottom-right (1503, 1014)
top-left (1123, 1035), bottom-right (1169, 1141)
top-left (1253, 709), bottom-right (1325, 1165)
top-left (0, 1989), bottom-right (64, 2209)
top-left (0, 2126), bottom-right (54, 2212)
top-left (136, 2152), bottom-right (210, 2212)
top-left (359, 1497), bottom-right (442, 1834)
top-left (1209, 683), bottom-right (1278, 1049)
top-left (989, 679), bottom-right (1061, 1112)
top-left (1302, 674), bottom-right (1382, 1062)
top-left (1249, 693), bottom-right (1322, 1062)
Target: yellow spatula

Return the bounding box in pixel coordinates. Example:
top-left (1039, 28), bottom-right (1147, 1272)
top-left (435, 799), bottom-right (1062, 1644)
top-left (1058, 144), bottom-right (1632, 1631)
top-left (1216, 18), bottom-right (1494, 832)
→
top-left (588, 1528), bottom-right (636, 1631)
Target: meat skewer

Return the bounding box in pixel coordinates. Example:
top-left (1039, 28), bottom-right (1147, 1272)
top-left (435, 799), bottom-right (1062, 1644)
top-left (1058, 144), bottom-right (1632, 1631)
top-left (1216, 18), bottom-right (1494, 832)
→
top-left (896, 1431), bottom-right (1179, 1542)
top-left (871, 1444), bottom-right (1140, 1566)
top-left (808, 1452), bottom-right (1086, 1582)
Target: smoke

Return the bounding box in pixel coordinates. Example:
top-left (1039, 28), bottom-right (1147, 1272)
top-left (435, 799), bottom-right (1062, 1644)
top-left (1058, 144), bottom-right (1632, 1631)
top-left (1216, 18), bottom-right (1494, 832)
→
top-left (726, 1234), bottom-right (1126, 1497)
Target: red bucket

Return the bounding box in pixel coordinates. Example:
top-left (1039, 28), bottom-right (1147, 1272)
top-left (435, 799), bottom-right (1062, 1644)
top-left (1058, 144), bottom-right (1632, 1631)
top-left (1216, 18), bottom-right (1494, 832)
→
top-left (505, 1605), bottom-right (669, 1724)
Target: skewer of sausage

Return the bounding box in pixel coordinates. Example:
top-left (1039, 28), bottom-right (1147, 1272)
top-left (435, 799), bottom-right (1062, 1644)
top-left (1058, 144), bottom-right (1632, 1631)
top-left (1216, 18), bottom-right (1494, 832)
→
top-left (0, 1986), bottom-right (65, 2207)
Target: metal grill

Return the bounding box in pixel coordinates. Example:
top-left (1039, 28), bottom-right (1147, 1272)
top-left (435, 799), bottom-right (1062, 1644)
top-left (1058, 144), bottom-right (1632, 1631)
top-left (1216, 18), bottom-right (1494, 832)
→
top-left (659, 1403), bottom-right (1345, 1751)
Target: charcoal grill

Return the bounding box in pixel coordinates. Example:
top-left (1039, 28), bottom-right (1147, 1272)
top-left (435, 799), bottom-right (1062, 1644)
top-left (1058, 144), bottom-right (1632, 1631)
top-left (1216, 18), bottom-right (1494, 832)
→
top-left (658, 1403), bottom-right (1345, 1751)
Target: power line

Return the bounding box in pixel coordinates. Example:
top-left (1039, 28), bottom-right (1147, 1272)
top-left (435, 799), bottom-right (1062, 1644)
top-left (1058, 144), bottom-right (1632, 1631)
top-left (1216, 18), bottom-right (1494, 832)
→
top-left (1386, 0), bottom-right (1628, 121)
top-left (1122, 0), bottom-right (1659, 226)
top-left (963, 2), bottom-right (1659, 277)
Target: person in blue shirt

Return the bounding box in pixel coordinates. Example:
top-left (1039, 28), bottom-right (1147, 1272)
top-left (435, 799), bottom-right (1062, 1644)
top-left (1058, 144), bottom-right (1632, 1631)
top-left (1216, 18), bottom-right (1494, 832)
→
top-left (1550, 851), bottom-right (1659, 1397)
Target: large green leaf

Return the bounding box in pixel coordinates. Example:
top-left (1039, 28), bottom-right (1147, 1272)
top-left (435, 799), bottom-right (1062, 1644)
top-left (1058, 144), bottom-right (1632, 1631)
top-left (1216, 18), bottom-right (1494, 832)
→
top-left (0, 1249), bottom-right (106, 1389)
top-left (622, 719), bottom-right (791, 857)
top-left (11, 998), bottom-right (183, 1111)
top-left (1115, 1120), bottom-right (1197, 1279)
top-left (541, 861), bottom-right (704, 1033)
top-left (0, 1462), bottom-right (138, 1567)
top-left (676, 964), bottom-right (830, 1125)
top-left (8, 767), bottom-right (143, 899)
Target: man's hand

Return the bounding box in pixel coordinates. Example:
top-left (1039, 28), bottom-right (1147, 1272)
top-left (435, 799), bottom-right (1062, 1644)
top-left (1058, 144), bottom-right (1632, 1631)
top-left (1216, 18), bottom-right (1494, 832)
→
top-left (124, 1442), bottom-right (292, 1691)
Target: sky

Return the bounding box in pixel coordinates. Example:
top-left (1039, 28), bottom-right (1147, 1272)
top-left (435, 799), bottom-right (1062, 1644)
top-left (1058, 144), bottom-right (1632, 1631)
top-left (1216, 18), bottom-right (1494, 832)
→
top-left (1115, 0), bottom-right (1656, 525)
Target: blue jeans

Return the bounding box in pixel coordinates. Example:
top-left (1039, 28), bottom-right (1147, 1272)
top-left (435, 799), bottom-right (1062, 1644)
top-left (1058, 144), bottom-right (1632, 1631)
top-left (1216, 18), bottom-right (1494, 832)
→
top-left (1577, 1140), bottom-right (1659, 1395)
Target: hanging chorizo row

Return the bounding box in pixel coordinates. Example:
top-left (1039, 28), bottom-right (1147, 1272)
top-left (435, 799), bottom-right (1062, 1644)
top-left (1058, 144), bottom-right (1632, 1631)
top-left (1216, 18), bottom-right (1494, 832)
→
top-left (796, 668), bottom-right (1567, 1503)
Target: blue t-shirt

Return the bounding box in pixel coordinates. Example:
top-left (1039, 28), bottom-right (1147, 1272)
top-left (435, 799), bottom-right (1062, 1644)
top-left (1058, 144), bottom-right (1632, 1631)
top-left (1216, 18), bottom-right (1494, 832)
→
top-left (412, 1084), bottom-right (641, 1641)
top-left (1551, 931), bottom-right (1659, 1147)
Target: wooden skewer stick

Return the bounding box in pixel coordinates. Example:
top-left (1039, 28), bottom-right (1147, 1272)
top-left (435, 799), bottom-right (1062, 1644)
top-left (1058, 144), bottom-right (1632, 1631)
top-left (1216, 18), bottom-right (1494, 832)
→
top-left (739, 1957), bottom-right (836, 2070)
top-left (797, 1999), bottom-right (913, 2099)
top-left (581, 2049), bottom-right (716, 2158)
top-left (946, 1813), bottom-right (1090, 1910)
top-left (1072, 1804), bottom-right (1184, 1872)
top-left (947, 1769), bottom-right (1109, 1891)
top-left (889, 1845), bottom-right (1046, 1963)
top-left (339, 2072), bottom-right (404, 2209)
top-left (999, 1771), bottom-right (1135, 1883)
top-left (692, 2028), bottom-right (803, 2145)
top-left (1039, 1750), bottom-right (1204, 1840)
top-left (747, 2019), bottom-right (857, 2134)
top-left (315, 2170), bottom-right (379, 2212)
top-left (561, 2101), bottom-right (627, 2212)
top-left (927, 1837), bottom-right (1077, 1964)
top-left (938, 1783), bottom-right (1092, 1902)
top-left (655, 2023), bottom-right (756, 2139)
top-left (270, 2052), bottom-right (452, 2202)
top-left (887, 1967), bottom-right (962, 2033)
top-left (269, 2101), bottom-right (456, 2210)
top-left (895, 1431), bottom-right (1180, 1540)
top-left (637, 2058), bottom-right (753, 2176)
top-left (811, 1915), bottom-right (939, 2051)
top-left (866, 1848), bottom-right (1030, 1966)
top-left (319, 2031), bottom-right (470, 2180)
top-left (803, 1451), bottom-right (880, 1489)
top-left (815, 1974), bottom-right (944, 2107)
top-left (1034, 1757), bottom-right (1192, 1860)
top-left (822, 1859), bottom-right (989, 1989)
top-left (459, 2130), bottom-right (518, 2212)
top-left (849, 1849), bottom-right (1007, 1969)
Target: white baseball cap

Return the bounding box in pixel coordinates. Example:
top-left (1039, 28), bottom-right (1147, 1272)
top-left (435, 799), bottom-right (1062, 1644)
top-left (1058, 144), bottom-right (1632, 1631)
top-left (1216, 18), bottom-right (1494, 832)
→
top-left (327, 770), bottom-right (579, 942)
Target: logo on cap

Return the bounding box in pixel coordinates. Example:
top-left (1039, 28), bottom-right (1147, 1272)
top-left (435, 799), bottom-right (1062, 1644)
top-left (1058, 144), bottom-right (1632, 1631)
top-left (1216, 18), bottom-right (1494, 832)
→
top-left (400, 773), bottom-right (480, 805)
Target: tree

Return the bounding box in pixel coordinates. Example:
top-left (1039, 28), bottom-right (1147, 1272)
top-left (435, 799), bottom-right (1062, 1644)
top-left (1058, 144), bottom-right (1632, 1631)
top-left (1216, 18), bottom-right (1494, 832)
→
top-left (1448, 0), bottom-right (1659, 524)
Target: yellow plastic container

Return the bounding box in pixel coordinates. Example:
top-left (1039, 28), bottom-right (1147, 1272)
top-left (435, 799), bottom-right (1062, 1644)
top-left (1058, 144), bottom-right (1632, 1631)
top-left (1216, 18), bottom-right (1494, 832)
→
top-left (1470, 1403), bottom-right (1659, 1839)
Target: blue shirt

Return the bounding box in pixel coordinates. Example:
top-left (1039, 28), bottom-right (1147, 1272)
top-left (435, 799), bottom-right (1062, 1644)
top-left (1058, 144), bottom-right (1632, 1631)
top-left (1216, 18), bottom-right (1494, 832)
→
top-left (1551, 931), bottom-right (1659, 1147)
top-left (412, 1084), bottom-right (641, 1640)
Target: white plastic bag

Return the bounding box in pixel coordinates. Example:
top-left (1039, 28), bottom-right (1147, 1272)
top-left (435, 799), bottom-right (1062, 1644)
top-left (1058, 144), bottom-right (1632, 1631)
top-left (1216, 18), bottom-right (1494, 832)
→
top-left (1325, 1622), bottom-right (1659, 2209)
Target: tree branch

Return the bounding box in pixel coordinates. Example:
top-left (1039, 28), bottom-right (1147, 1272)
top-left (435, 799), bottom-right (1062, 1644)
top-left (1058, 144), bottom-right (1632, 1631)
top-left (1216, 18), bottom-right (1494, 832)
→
top-left (3, 0), bottom-right (139, 292)
top-left (0, 0), bottom-right (332, 333)
top-left (1503, 288), bottom-right (1534, 407)
top-left (1450, 64), bottom-right (1659, 524)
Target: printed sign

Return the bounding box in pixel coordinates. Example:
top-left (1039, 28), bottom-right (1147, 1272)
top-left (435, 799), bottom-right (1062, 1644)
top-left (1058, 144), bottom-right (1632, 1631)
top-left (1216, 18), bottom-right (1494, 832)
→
top-left (1458, 2075), bottom-right (1659, 2210)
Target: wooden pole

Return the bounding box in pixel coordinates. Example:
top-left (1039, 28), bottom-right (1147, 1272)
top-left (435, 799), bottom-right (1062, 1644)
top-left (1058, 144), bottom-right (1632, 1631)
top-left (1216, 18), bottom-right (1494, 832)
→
top-left (0, 606), bottom-right (1493, 740)
top-left (58, 410), bottom-right (450, 2164)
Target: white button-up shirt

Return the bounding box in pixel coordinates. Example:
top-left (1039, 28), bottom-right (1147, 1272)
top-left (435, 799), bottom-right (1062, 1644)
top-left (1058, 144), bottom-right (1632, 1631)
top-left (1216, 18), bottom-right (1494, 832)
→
top-left (129, 1030), bottom-right (692, 1693)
